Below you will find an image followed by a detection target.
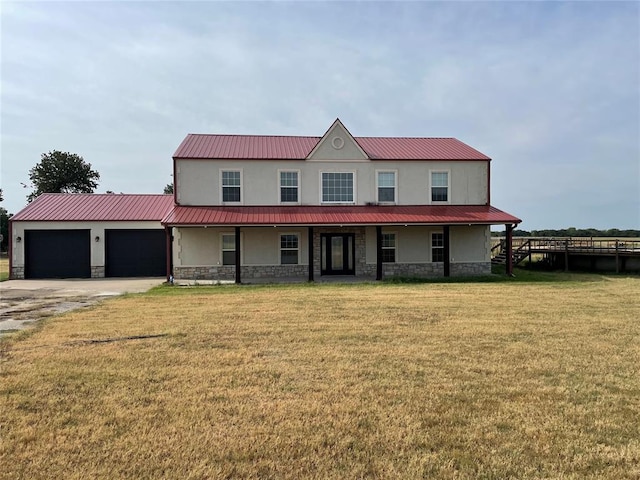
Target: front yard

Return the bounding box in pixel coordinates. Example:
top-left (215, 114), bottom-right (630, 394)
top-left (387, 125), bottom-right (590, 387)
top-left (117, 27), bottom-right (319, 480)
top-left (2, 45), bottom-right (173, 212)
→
top-left (1, 275), bottom-right (639, 479)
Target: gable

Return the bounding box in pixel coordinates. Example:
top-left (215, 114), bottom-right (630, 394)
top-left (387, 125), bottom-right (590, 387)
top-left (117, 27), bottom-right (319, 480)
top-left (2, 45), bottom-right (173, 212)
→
top-left (306, 119), bottom-right (369, 161)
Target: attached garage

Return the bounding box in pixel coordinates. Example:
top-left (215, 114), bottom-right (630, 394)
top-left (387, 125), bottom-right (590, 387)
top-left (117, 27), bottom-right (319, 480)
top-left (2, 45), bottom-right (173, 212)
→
top-left (25, 229), bottom-right (91, 279)
top-left (106, 229), bottom-right (166, 277)
top-left (9, 194), bottom-right (174, 280)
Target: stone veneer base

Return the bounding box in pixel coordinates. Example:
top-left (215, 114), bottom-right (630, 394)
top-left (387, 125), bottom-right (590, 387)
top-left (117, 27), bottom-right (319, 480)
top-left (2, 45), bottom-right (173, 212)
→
top-left (174, 262), bottom-right (491, 282)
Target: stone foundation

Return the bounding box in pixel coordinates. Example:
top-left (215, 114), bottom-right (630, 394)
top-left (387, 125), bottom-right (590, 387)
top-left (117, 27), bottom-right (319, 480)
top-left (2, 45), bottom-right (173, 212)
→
top-left (91, 266), bottom-right (105, 278)
top-left (174, 264), bottom-right (310, 282)
top-left (450, 262), bottom-right (491, 276)
top-left (173, 261), bottom-right (491, 282)
top-left (11, 266), bottom-right (25, 279)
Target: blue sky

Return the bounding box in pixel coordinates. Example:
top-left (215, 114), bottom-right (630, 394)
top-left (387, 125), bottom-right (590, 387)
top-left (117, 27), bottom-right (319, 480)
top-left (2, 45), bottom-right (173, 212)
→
top-left (2, 1), bottom-right (639, 230)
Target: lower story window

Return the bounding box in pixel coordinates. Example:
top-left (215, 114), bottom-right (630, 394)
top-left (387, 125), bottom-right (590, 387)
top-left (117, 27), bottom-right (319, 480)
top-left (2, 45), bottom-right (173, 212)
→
top-left (280, 234), bottom-right (299, 264)
top-left (381, 233), bottom-right (396, 263)
top-left (222, 234), bottom-right (236, 265)
top-left (432, 232), bottom-right (444, 262)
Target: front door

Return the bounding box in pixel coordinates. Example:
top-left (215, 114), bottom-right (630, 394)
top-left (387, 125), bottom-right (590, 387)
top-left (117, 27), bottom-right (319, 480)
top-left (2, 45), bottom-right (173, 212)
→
top-left (321, 233), bottom-right (355, 275)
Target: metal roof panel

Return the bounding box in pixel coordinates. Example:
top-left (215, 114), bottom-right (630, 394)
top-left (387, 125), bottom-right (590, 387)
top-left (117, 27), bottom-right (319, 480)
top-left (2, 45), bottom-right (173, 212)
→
top-left (11, 194), bottom-right (174, 222)
top-left (162, 205), bottom-right (520, 226)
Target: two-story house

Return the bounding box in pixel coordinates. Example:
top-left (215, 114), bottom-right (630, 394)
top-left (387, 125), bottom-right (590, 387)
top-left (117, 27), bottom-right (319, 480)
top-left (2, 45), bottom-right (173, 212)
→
top-left (8, 119), bottom-right (520, 281)
top-left (163, 119), bottom-right (521, 282)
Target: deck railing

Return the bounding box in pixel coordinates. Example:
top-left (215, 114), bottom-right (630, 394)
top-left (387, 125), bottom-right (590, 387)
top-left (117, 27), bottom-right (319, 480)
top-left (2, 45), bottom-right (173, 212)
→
top-left (492, 237), bottom-right (640, 261)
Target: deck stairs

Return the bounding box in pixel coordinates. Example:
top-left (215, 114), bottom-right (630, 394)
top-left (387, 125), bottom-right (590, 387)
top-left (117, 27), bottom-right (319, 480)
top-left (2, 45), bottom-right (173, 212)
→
top-left (491, 239), bottom-right (531, 266)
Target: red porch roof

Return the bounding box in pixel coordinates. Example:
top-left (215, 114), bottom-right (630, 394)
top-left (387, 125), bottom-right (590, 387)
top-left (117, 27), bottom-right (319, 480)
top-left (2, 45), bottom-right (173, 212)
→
top-left (173, 135), bottom-right (490, 161)
top-left (11, 194), bottom-right (174, 222)
top-left (162, 205), bottom-right (520, 226)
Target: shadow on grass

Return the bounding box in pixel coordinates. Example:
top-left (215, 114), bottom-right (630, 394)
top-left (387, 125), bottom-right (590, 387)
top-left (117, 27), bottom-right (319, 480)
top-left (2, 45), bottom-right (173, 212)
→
top-left (387, 265), bottom-right (639, 284)
top-left (141, 268), bottom-right (640, 297)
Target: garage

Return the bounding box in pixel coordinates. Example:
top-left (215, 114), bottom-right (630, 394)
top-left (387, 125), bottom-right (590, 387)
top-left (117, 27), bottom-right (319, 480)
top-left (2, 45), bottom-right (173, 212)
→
top-left (10, 193), bottom-right (174, 280)
top-left (106, 229), bottom-right (166, 277)
top-left (25, 229), bottom-right (91, 279)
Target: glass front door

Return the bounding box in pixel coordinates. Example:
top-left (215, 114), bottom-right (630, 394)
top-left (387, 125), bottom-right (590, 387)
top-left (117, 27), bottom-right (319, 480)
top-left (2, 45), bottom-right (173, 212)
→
top-left (321, 233), bottom-right (355, 275)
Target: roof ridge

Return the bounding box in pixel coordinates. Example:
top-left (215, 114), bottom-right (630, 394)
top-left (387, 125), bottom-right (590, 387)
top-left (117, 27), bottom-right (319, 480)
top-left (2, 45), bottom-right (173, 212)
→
top-left (186, 133), bottom-right (322, 139)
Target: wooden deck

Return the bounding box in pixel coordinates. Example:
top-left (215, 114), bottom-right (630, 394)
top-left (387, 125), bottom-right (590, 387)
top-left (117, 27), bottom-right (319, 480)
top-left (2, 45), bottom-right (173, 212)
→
top-left (492, 237), bottom-right (640, 273)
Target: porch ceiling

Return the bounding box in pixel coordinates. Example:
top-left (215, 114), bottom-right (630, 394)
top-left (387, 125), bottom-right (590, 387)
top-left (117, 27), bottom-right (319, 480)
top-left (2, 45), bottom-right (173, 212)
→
top-left (162, 205), bottom-right (521, 227)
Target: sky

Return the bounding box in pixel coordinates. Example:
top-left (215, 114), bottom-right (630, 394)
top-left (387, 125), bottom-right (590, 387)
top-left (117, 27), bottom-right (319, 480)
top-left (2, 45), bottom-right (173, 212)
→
top-left (1, 1), bottom-right (639, 231)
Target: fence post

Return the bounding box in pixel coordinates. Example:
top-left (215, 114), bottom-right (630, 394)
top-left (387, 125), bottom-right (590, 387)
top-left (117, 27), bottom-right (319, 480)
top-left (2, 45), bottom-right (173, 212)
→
top-left (564, 240), bottom-right (569, 272)
top-left (615, 241), bottom-right (620, 274)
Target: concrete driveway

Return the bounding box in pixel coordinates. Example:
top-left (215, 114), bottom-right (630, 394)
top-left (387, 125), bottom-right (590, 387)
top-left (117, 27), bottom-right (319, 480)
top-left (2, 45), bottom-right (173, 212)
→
top-left (0, 278), bottom-right (164, 334)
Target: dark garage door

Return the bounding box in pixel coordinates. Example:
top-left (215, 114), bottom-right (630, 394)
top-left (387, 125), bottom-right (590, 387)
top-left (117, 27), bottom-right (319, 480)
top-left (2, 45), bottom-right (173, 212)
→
top-left (25, 230), bottom-right (91, 279)
top-left (106, 229), bottom-right (166, 277)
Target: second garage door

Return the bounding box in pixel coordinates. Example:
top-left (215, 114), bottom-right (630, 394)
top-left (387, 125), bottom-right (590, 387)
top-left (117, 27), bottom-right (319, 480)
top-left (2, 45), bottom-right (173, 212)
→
top-left (106, 229), bottom-right (166, 277)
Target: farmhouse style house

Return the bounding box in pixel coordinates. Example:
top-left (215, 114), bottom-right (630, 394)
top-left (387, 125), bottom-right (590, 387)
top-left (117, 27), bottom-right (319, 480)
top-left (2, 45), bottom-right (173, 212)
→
top-left (9, 119), bottom-right (521, 281)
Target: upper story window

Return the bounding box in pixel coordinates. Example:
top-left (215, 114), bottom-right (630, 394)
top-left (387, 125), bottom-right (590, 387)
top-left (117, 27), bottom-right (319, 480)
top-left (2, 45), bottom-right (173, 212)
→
top-left (221, 170), bottom-right (242, 203)
top-left (280, 234), bottom-right (299, 264)
top-left (431, 171), bottom-right (449, 203)
top-left (381, 233), bottom-right (396, 263)
top-left (279, 171), bottom-right (299, 203)
top-left (377, 171), bottom-right (396, 203)
top-left (322, 172), bottom-right (354, 203)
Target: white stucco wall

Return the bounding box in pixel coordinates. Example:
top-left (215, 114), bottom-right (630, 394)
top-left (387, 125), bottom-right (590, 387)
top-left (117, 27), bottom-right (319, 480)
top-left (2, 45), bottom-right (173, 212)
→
top-left (365, 224), bottom-right (490, 264)
top-left (175, 227), bottom-right (309, 267)
top-left (175, 159), bottom-right (488, 207)
top-left (11, 221), bottom-right (163, 269)
top-left (450, 225), bottom-right (491, 263)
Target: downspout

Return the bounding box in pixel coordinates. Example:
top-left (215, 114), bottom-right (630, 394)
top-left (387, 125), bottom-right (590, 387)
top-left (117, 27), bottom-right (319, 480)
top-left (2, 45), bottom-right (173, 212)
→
top-left (8, 220), bottom-right (13, 279)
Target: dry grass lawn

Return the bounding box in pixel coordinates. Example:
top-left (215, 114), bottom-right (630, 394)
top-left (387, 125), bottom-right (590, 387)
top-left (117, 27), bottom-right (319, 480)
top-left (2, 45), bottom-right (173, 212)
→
top-left (1, 275), bottom-right (639, 479)
top-left (0, 257), bottom-right (8, 281)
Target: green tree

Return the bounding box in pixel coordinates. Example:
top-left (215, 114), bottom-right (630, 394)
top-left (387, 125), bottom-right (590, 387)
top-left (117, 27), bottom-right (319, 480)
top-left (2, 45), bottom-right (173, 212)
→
top-left (0, 189), bottom-right (9, 252)
top-left (0, 208), bottom-right (9, 252)
top-left (27, 151), bottom-right (100, 202)
top-left (163, 183), bottom-right (174, 194)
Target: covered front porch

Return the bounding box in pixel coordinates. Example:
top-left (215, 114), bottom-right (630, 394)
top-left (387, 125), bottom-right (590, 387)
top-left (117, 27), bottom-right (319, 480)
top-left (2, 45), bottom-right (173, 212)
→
top-left (161, 204), bottom-right (521, 283)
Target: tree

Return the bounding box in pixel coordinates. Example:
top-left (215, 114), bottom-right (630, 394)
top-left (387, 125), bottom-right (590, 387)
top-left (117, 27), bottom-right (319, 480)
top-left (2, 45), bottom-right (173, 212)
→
top-left (27, 150), bottom-right (100, 202)
top-left (0, 188), bottom-right (3, 202)
top-left (0, 207), bottom-right (10, 252)
top-left (163, 183), bottom-right (174, 194)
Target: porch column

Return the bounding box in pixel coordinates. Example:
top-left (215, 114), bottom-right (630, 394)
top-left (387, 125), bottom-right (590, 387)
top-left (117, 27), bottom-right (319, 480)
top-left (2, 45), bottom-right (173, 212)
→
top-left (376, 226), bottom-right (383, 281)
top-left (308, 227), bottom-right (314, 282)
top-left (235, 226), bottom-right (241, 284)
top-left (164, 226), bottom-right (172, 283)
top-left (506, 224), bottom-right (514, 276)
top-left (443, 226), bottom-right (450, 277)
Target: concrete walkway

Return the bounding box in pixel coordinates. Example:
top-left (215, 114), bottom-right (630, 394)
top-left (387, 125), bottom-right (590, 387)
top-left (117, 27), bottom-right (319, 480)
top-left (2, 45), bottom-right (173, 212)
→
top-left (0, 278), bottom-right (164, 334)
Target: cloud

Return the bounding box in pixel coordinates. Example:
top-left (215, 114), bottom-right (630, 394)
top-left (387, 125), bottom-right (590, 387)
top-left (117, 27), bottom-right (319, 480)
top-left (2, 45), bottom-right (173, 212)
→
top-left (1, 1), bottom-right (638, 229)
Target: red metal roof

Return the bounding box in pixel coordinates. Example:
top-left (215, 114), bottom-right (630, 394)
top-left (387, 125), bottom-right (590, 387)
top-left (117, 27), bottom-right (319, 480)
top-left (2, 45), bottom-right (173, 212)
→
top-left (162, 205), bottom-right (520, 226)
top-left (11, 194), bottom-right (174, 222)
top-left (173, 135), bottom-right (490, 161)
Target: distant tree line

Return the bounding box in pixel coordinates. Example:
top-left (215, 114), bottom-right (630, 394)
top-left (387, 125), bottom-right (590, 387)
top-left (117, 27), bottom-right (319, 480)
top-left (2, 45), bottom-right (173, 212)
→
top-left (492, 228), bottom-right (640, 238)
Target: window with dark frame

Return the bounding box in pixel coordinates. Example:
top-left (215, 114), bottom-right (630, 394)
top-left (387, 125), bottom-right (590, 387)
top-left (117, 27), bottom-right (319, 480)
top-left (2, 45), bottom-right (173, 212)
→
top-left (381, 233), bottom-right (396, 263)
top-left (322, 172), bottom-right (354, 203)
top-left (280, 234), bottom-right (299, 264)
top-left (432, 232), bottom-right (444, 262)
top-left (222, 171), bottom-right (241, 202)
top-left (377, 171), bottom-right (395, 203)
top-left (431, 171), bottom-right (448, 202)
top-left (280, 171), bottom-right (299, 203)
top-left (222, 234), bottom-right (236, 265)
